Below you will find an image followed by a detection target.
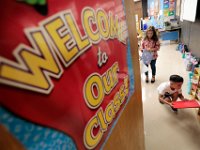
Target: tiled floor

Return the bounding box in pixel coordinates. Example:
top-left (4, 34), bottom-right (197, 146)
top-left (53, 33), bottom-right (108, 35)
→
top-left (141, 44), bottom-right (200, 150)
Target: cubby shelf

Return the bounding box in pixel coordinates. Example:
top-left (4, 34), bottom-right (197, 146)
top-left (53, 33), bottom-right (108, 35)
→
top-left (190, 68), bottom-right (200, 115)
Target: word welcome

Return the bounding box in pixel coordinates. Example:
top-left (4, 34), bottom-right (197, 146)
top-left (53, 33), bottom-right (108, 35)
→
top-left (0, 7), bottom-right (127, 94)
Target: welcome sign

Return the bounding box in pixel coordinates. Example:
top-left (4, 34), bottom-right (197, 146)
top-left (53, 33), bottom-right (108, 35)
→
top-left (0, 0), bottom-right (134, 149)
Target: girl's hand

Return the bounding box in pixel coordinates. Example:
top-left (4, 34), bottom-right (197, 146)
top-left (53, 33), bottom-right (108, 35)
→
top-left (150, 49), bottom-right (154, 52)
top-left (146, 47), bottom-right (151, 51)
top-left (147, 48), bottom-right (155, 52)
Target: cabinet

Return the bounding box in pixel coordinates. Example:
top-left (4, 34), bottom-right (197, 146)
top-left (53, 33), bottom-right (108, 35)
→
top-left (190, 68), bottom-right (200, 115)
top-left (159, 27), bottom-right (181, 42)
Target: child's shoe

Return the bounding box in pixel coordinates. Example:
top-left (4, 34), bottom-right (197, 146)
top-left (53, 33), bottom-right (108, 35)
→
top-left (151, 76), bottom-right (155, 83)
top-left (145, 76), bottom-right (149, 83)
top-left (159, 100), bottom-right (164, 104)
top-left (171, 107), bottom-right (178, 113)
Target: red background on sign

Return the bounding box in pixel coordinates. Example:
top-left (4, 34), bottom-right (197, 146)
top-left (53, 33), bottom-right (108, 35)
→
top-left (0, 0), bottom-right (129, 149)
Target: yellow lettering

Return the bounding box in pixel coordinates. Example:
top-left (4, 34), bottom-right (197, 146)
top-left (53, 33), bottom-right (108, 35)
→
top-left (64, 12), bottom-right (91, 50)
top-left (112, 62), bottom-right (119, 84)
top-left (97, 108), bottom-right (107, 131)
top-left (121, 21), bottom-right (127, 44)
top-left (118, 20), bottom-right (122, 42)
top-left (124, 76), bottom-right (129, 95)
top-left (43, 17), bottom-right (78, 64)
top-left (97, 9), bottom-right (110, 40)
top-left (84, 73), bottom-right (104, 109)
top-left (0, 7), bottom-right (128, 95)
top-left (113, 92), bottom-right (121, 113)
top-left (102, 69), bottom-right (114, 94)
top-left (82, 7), bottom-right (100, 43)
top-left (0, 30), bottom-right (62, 94)
top-left (83, 76), bottom-right (130, 150)
top-left (119, 84), bottom-right (126, 104)
top-left (105, 101), bottom-right (115, 124)
top-left (109, 12), bottom-right (119, 39)
top-left (84, 115), bottom-right (103, 150)
top-left (102, 62), bottom-right (119, 94)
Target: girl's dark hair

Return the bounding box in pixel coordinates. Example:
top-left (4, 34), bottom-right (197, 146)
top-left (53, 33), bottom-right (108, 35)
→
top-left (144, 26), bottom-right (158, 41)
top-left (169, 75), bottom-right (184, 83)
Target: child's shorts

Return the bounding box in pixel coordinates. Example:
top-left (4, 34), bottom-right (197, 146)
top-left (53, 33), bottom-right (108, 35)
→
top-left (163, 92), bottom-right (172, 101)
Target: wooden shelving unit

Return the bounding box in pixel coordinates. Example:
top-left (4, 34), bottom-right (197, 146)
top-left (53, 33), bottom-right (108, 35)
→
top-left (190, 68), bottom-right (200, 115)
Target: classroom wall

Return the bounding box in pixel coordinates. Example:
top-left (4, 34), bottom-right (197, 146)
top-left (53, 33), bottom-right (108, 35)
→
top-left (134, 1), bottom-right (143, 21)
top-left (142, 0), bottom-right (148, 17)
top-left (180, 0), bottom-right (200, 58)
top-left (181, 19), bottom-right (200, 58)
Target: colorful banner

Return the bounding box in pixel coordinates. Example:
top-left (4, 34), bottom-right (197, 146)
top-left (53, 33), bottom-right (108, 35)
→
top-left (163, 0), bottom-right (175, 17)
top-left (0, 0), bottom-right (134, 149)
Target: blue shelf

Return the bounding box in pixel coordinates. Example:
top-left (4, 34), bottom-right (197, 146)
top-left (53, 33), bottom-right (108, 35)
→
top-left (160, 30), bottom-right (179, 41)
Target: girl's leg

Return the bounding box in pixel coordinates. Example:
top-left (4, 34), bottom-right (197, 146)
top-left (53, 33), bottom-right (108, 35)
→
top-left (145, 64), bottom-right (149, 83)
top-left (150, 59), bottom-right (157, 83)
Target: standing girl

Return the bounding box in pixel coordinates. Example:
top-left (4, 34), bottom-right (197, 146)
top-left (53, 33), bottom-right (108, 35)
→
top-left (141, 26), bottom-right (160, 83)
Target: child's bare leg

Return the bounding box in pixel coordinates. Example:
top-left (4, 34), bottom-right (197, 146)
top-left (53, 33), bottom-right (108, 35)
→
top-left (172, 92), bottom-right (179, 102)
top-left (171, 92), bottom-right (179, 112)
top-left (162, 97), bottom-right (172, 105)
top-left (159, 96), bottom-right (172, 105)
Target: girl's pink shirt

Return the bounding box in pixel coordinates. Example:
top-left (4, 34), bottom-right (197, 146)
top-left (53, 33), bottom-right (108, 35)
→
top-left (141, 39), bottom-right (160, 59)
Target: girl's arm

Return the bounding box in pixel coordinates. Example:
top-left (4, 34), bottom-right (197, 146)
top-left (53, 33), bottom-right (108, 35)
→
top-left (151, 41), bottom-right (160, 51)
top-left (140, 39), bottom-right (145, 52)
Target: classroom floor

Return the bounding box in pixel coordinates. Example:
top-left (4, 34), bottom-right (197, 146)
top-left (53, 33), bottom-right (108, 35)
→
top-left (141, 44), bottom-right (200, 150)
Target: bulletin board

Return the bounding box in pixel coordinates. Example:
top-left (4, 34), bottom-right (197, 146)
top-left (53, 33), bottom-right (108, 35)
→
top-left (163, 0), bottom-right (175, 17)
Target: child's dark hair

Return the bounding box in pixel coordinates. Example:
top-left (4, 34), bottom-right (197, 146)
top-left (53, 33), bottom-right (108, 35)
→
top-left (144, 26), bottom-right (158, 42)
top-left (169, 75), bottom-right (184, 83)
